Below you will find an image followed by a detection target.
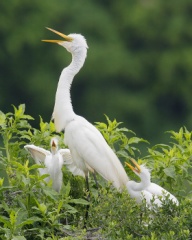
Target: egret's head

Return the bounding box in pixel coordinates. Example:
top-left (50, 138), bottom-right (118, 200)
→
top-left (50, 137), bottom-right (59, 154)
top-left (42, 27), bottom-right (88, 53)
top-left (125, 159), bottom-right (151, 180)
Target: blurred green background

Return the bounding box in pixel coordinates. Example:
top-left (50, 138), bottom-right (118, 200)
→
top-left (1, 0), bottom-right (192, 145)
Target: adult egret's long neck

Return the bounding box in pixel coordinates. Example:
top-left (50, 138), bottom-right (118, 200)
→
top-left (52, 48), bottom-right (87, 132)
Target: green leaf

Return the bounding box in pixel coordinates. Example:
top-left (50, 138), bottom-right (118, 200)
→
top-left (17, 216), bottom-right (42, 228)
top-left (49, 120), bottom-right (56, 132)
top-left (69, 198), bottom-right (89, 205)
top-left (39, 116), bottom-right (49, 132)
top-left (128, 137), bottom-right (142, 144)
top-left (95, 122), bottom-right (107, 129)
top-left (62, 182), bottom-right (71, 198)
top-left (117, 150), bottom-right (129, 158)
top-left (42, 188), bottom-right (58, 200)
top-left (0, 215), bottom-right (11, 227)
top-left (38, 173), bottom-right (50, 180)
top-left (20, 134), bottom-right (32, 140)
top-left (10, 209), bottom-right (18, 226)
top-left (14, 104), bottom-right (25, 118)
top-left (29, 164), bottom-right (44, 171)
top-left (0, 162), bottom-right (9, 186)
top-left (12, 236), bottom-right (26, 240)
top-left (163, 166), bottom-right (176, 179)
top-left (38, 203), bottom-right (47, 214)
top-left (117, 128), bottom-right (135, 134)
top-left (0, 111), bottom-right (6, 126)
top-left (63, 204), bottom-right (78, 214)
top-left (21, 114), bottom-right (34, 120)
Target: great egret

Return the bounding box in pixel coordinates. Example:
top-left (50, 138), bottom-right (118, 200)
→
top-left (125, 159), bottom-right (179, 207)
top-left (24, 137), bottom-right (84, 192)
top-left (42, 28), bottom-right (129, 191)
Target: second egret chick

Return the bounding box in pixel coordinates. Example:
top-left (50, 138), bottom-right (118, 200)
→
top-left (125, 159), bottom-right (179, 207)
top-left (25, 137), bottom-right (84, 192)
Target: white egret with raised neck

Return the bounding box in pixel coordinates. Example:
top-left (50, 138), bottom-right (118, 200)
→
top-left (42, 28), bottom-right (129, 191)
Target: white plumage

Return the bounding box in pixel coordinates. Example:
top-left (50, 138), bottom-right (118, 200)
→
top-left (126, 159), bottom-right (179, 207)
top-left (42, 28), bottom-right (129, 190)
top-left (24, 137), bottom-right (84, 192)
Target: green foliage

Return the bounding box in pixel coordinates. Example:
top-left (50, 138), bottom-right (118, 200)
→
top-left (89, 119), bottom-right (192, 238)
top-left (0, 105), bottom-right (192, 239)
top-left (96, 115), bottom-right (148, 159)
top-left (139, 127), bottom-right (192, 197)
top-left (0, 105), bottom-right (88, 239)
top-left (88, 188), bottom-right (192, 239)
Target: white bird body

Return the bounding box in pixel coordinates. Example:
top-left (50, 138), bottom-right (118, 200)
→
top-left (24, 137), bottom-right (84, 192)
top-left (126, 160), bottom-right (179, 207)
top-left (64, 115), bottom-right (129, 189)
top-left (127, 181), bottom-right (162, 207)
top-left (145, 182), bottom-right (179, 205)
top-left (43, 28), bottom-right (129, 190)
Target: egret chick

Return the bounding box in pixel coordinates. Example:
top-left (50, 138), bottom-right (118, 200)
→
top-left (125, 159), bottom-right (179, 207)
top-left (24, 137), bottom-right (84, 192)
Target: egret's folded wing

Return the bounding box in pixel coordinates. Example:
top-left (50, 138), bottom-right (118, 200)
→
top-left (24, 145), bottom-right (51, 164)
top-left (64, 116), bottom-right (129, 189)
top-left (146, 183), bottom-right (179, 205)
top-left (59, 149), bottom-right (85, 177)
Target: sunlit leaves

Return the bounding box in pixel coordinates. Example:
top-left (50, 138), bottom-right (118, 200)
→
top-left (95, 115), bottom-right (148, 159)
top-left (0, 111), bottom-right (6, 128)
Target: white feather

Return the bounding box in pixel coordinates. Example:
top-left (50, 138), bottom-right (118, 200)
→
top-left (58, 148), bottom-right (85, 177)
top-left (24, 137), bottom-right (85, 191)
top-left (126, 164), bottom-right (179, 207)
top-left (46, 30), bottom-right (129, 190)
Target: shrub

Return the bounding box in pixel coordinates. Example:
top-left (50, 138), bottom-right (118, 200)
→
top-left (0, 104), bottom-right (191, 239)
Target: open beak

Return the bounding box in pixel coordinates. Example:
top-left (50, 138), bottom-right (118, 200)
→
top-left (52, 140), bottom-right (56, 147)
top-left (42, 27), bottom-right (73, 43)
top-left (125, 158), bottom-right (141, 173)
top-left (51, 140), bottom-right (57, 151)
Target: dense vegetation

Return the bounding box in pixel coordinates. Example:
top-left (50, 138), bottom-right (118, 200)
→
top-left (0, 104), bottom-right (191, 239)
top-left (1, 0), bottom-right (192, 144)
top-left (1, 1), bottom-right (192, 238)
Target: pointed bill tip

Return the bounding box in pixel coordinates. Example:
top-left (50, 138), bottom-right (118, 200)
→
top-left (125, 162), bottom-right (135, 171)
top-left (125, 159), bottom-right (141, 173)
top-left (41, 39), bottom-right (64, 43)
top-left (43, 27), bottom-right (73, 42)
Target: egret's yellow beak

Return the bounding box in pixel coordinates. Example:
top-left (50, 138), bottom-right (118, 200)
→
top-left (42, 27), bottom-right (73, 43)
top-left (125, 158), bottom-right (141, 174)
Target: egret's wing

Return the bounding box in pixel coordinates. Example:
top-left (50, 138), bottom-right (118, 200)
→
top-left (146, 183), bottom-right (179, 205)
top-left (24, 145), bottom-right (51, 164)
top-left (141, 190), bottom-right (162, 207)
top-left (58, 149), bottom-right (85, 177)
top-left (145, 183), bottom-right (165, 196)
top-left (58, 149), bottom-right (73, 165)
top-left (64, 116), bottom-right (129, 189)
